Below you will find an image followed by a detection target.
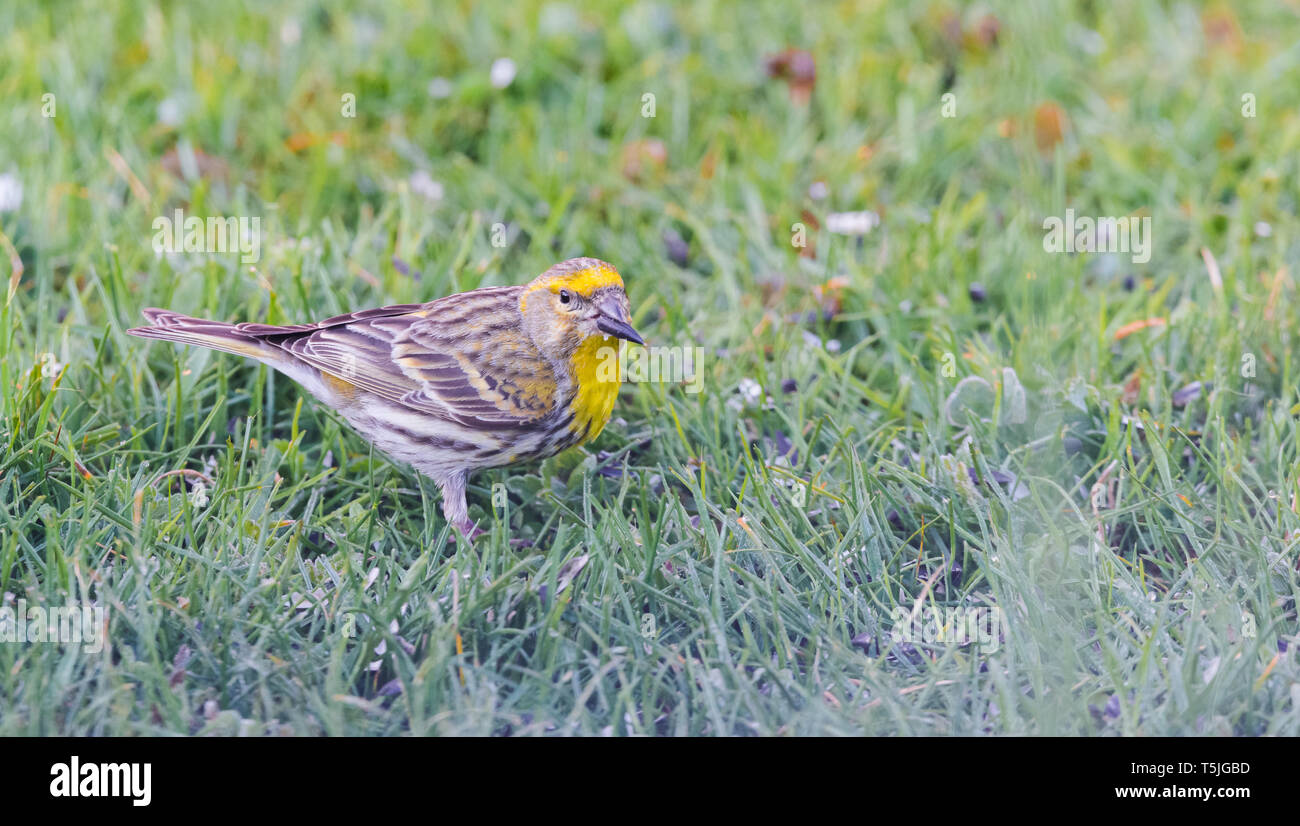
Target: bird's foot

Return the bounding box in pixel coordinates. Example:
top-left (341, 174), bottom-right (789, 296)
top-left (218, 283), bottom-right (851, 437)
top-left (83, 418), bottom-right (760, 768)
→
top-left (451, 519), bottom-right (486, 543)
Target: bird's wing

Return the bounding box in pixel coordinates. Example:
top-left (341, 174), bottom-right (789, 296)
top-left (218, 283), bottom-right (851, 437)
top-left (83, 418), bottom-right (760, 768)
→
top-left (393, 287), bottom-right (558, 426)
top-left (240, 287), bottom-right (558, 427)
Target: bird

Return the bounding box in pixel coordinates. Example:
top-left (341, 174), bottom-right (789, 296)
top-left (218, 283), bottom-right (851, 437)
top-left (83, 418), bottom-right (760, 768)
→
top-left (127, 257), bottom-right (643, 540)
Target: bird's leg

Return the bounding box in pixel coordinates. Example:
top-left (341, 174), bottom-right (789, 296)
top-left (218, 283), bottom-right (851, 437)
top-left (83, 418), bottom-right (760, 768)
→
top-left (438, 471), bottom-right (483, 542)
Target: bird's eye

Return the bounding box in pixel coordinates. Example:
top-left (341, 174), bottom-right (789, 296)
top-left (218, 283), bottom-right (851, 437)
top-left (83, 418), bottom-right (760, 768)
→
top-left (558, 290), bottom-right (571, 305)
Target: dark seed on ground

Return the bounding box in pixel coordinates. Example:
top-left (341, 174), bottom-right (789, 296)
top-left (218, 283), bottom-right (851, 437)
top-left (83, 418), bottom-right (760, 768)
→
top-left (1104, 694), bottom-right (1120, 718)
top-left (663, 229), bottom-right (689, 267)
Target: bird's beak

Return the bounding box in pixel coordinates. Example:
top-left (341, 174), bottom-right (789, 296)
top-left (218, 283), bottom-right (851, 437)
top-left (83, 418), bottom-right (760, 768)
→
top-left (594, 296), bottom-right (644, 345)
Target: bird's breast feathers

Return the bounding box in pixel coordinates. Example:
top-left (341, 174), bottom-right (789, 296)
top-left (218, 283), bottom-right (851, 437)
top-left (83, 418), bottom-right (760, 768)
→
top-left (566, 334), bottom-right (623, 443)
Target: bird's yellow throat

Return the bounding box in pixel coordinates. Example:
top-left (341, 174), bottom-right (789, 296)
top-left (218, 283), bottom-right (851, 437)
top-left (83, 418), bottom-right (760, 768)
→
top-left (568, 335), bottom-right (623, 441)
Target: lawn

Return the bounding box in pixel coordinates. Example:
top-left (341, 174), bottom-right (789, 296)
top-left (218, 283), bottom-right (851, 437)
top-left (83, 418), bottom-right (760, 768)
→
top-left (2, 0), bottom-right (1299, 735)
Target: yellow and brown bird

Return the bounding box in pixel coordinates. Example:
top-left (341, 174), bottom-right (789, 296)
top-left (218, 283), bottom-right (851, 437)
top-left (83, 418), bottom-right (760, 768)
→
top-left (127, 257), bottom-right (643, 539)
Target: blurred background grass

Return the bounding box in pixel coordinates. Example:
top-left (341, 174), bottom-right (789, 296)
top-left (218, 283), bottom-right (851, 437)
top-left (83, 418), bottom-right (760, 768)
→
top-left (1, 0), bottom-right (1299, 734)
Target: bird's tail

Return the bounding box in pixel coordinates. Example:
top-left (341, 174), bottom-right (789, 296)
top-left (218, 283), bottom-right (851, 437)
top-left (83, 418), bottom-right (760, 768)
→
top-left (126, 309), bottom-right (273, 362)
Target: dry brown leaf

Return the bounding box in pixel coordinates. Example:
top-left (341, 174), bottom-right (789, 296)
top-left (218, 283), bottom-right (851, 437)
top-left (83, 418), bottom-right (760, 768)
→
top-left (763, 48), bottom-right (816, 105)
top-left (621, 138), bottom-right (667, 182)
top-left (1202, 7), bottom-right (1243, 53)
top-left (1034, 102), bottom-right (1066, 152)
top-left (1121, 370), bottom-right (1142, 405)
top-left (1114, 317), bottom-right (1166, 341)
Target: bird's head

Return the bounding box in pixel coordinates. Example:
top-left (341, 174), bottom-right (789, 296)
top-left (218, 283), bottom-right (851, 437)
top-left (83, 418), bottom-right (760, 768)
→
top-left (520, 257), bottom-right (643, 359)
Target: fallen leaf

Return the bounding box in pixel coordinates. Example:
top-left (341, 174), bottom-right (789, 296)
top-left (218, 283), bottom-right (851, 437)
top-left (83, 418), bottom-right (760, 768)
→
top-left (620, 138), bottom-right (667, 182)
top-left (1034, 102), bottom-right (1066, 152)
top-left (1114, 317), bottom-right (1166, 341)
top-left (284, 131), bottom-right (348, 152)
top-left (1200, 247), bottom-right (1223, 294)
top-left (763, 48), bottom-right (816, 105)
top-left (970, 13), bottom-right (1001, 50)
top-left (1121, 370), bottom-right (1142, 404)
top-left (699, 148), bottom-right (717, 180)
top-left (1202, 8), bottom-right (1242, 52)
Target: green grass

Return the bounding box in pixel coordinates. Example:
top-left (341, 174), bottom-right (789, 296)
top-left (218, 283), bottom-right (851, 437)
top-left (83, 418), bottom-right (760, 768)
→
top-left (2, 0), bottom-right (1299, 735)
